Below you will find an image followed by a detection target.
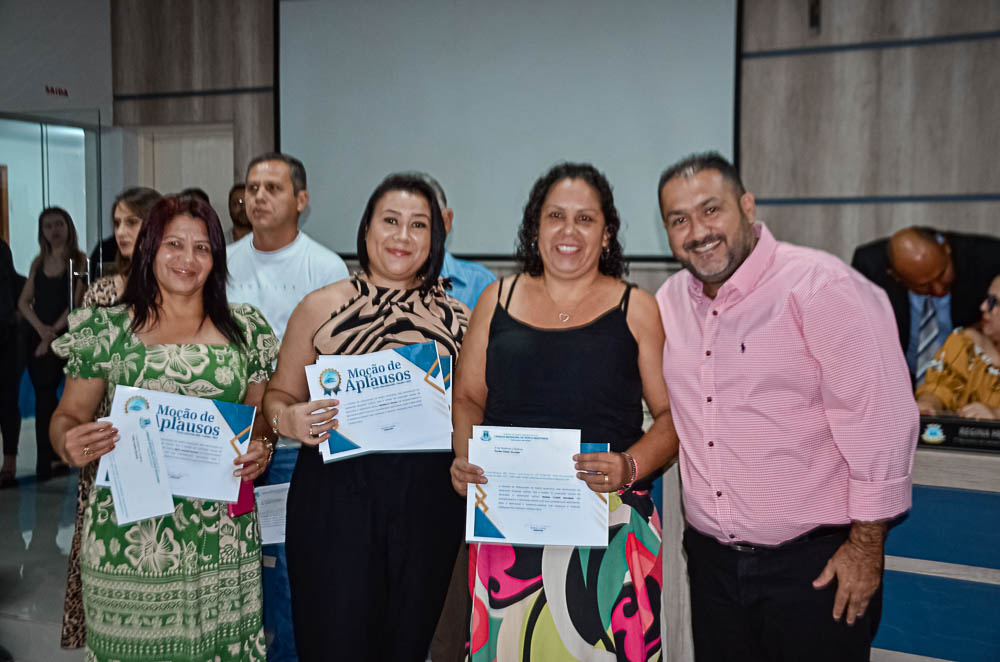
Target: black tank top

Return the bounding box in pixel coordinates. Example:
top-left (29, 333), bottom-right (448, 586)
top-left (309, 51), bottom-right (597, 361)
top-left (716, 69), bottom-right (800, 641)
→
top-left (482, 275), bottom-right (648, 489)
top-left (33, 265), bottom-right (70, 325)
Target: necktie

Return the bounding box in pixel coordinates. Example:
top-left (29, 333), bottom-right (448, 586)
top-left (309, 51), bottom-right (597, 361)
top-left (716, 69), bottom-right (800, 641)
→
top-left (916, 297), bottom-right (939, 383)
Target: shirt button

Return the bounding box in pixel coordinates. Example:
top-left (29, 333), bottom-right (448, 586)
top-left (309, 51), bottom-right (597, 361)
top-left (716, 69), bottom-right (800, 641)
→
top-left (713, 310), bottom-right (719, 316)
top-left (716, 491), bottom-right (722, 497)
top-left (707, 441), bottom-right (714, 447)
top-left (706, 396), bottom-right (713, 402)
top-left (705, 350), bottom-right (712, 356)
top-left (729, 533), bottom-right (736, 539)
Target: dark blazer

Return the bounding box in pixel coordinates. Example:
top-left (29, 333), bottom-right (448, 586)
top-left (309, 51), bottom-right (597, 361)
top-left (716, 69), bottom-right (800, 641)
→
top-left (851, 231), bottom-right (1000, 369)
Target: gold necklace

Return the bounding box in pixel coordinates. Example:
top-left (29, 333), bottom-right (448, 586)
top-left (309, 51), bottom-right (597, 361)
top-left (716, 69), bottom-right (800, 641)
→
top-left (542, 281), bottom-right (587, 324)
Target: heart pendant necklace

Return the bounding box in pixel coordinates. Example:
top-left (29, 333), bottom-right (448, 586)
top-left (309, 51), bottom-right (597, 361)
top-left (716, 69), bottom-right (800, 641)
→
top-left (542, 280), bottom-right (585, 324)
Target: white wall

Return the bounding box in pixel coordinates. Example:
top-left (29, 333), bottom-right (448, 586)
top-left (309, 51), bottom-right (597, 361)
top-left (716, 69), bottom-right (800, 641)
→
top-left (280, 0), bottom-right (736, 256)
top-left (0, 0), bottom-right (121, 271)
top-left (0, 120), bottom-right (87, 274)
top-left (0, 0), bottom-right (113, 122)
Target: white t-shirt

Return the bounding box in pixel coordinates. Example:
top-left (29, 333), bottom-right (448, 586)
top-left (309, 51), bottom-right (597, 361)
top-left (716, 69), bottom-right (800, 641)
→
top-left (226, 231), bottom-right (349, 339)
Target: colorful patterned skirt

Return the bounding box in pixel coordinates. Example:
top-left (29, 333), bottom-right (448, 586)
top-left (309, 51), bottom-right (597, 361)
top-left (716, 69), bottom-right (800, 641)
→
top-left (80, 487), bottom-right (266, 661)
top-left (470, 490), bottom-right (662, 661)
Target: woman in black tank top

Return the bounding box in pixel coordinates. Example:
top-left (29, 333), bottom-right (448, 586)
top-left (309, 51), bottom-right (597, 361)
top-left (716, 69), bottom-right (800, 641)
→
top-left (16, 207), bottom-right (86, 480)
top-left (450, 164), bottom-right (678, 661)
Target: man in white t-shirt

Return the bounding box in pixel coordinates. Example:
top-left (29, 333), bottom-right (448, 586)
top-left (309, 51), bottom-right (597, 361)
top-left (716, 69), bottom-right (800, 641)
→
top-left (227, 152), bottom-right (347, 662)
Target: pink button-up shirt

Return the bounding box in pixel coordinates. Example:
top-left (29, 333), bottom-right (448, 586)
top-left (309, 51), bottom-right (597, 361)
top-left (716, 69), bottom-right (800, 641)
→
top-left (656, 224), bottom-right (918, 545)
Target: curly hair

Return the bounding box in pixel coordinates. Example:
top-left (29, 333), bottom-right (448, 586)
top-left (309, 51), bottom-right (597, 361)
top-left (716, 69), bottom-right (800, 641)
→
top-left (515, 162), bottom-right (626, 278)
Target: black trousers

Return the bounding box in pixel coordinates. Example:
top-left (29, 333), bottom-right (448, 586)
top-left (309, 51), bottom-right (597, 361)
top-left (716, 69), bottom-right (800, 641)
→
top-left (286, 448), bottom-right (464, 662)
top-left (0, 323), bottom-right (21, 458)
top-left (26, 350), bottom-right (63, 477)
top-left (684, 526), bottom-right (882, 662)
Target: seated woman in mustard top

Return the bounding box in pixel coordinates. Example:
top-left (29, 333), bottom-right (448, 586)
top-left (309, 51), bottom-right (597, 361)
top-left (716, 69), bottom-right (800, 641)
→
top-left (916, 275), bottom-right (1000, 419)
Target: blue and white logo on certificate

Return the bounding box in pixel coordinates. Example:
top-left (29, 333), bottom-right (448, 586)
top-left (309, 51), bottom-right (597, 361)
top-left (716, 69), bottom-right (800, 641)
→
top-left (124, 395), bottom-right (149, 413)
top-left (480, 430), bottom-right (491, 442)
top-left (319, 368), bottom-right (341, 395)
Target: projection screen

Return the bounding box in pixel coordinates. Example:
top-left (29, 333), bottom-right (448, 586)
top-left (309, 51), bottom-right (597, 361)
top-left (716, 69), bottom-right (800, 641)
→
top-left (279, 0), bottom-right (736, 257)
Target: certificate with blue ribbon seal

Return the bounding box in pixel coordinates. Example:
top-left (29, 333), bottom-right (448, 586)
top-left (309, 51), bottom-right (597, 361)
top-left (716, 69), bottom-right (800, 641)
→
top-left (305, 340), bottom-right (453, 462)
top-left (96, 385), bottom-right (257, 503)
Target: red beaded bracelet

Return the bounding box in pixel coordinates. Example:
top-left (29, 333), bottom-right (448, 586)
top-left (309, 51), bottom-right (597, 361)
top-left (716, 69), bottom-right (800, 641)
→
top-left (618, 451), bottom-right (638, 495)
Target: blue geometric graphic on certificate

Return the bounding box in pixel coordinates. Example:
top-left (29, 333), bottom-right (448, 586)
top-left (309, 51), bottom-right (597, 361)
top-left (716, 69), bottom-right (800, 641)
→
top-left (474, 506), bottom-right (505, 539)
top-left (213, 400), bottom-right (256, 445)
top-left (580, 442), bottom-right (609, 454)
top-left (440, 355), bottom-right (452, 389)
top-left (326, 429), bottom-right (362, 454)
top-left (394, 341), bottom-right (439, 376)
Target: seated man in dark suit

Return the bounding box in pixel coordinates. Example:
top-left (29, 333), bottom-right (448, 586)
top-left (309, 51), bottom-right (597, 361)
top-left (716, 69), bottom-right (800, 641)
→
top-left (852, 226), bottom-right (1000, 382)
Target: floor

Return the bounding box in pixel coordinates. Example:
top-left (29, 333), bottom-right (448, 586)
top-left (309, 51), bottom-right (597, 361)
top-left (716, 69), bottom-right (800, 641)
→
top-left (0, 418), bottom-right (83, 661)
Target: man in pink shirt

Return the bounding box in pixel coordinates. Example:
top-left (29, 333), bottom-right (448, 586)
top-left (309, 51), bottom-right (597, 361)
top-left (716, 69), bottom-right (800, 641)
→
top-left (655, 152), bottom-right (918, 661)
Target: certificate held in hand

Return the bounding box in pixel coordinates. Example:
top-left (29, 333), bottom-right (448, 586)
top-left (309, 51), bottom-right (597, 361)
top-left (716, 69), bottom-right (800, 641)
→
top-left (466, 426), bottom-right (609, 548)
top-left (98, 386), bottom-right (258, 504)
top-left (306, 341), bottom-right (453, 462)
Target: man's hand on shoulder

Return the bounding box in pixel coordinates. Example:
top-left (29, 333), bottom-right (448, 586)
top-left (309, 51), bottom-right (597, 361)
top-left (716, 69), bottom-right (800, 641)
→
top-left (812, 520), bottom-right (887, 625)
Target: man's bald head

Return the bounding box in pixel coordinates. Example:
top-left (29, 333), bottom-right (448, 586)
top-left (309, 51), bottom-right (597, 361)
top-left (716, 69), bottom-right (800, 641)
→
top-left (887, 227), bottom-right (954, 297)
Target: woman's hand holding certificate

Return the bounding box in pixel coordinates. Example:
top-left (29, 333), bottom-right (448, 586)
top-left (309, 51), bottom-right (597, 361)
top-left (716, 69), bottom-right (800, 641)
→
top-left (303, 341), bottom-right (453, 462)
top-left (272, 398), bottom-right (340, 446)
top-left (465, 426), bottom-right (609, 547)
top-left (97, 386), bottom-right (258, 505)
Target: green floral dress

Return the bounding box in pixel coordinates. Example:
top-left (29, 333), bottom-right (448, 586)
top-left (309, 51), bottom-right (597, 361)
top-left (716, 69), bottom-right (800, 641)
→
top-left (52, 303), bottom-right (279, 662)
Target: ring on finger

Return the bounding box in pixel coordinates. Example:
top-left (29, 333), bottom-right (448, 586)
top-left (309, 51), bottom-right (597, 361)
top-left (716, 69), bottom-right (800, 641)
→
top-left (83, 445), bottom-right (91, 456)
top-left (604, 474), bottom-right (609, 484)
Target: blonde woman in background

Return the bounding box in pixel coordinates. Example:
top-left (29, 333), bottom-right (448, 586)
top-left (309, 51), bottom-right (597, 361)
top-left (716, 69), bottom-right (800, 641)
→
top-left (14, 207), bottom-right (86, 481)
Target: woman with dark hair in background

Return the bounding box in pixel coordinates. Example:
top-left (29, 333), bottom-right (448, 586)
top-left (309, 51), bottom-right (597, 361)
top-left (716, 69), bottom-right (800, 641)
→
top-left (50, 195), bottom-right (278, 660)
top-left (14, 207), bottom-right (86, 481)
top-left (59, 186), bottom-right (162, 649)
top-left (450, 163), bottom-right (677, 661)
top-left (83, 187), bottom-right (162, 308)
top-left (263, 173), bottom-right (469, 660)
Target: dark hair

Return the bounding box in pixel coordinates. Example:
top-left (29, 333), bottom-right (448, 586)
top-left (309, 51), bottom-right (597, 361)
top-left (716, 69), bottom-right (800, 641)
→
top-left (112, 187), bottom-right (162, 276)
top-left (399, 171), bottom-right (447, 209)
top-left (180, 187), bottom-right (210, 204)
top-left (657, 152), bottom-right (746, 213)
top-left (121, 195), bottom-right (244, 347)
top-left (356, 174), bottom-right (447, 294)
top-left (245, 152), bottom-right (307, 194)
top-left (37, 206), bottom-right (83, 263)
top-left (228, 182), bottom-right (246, 197)
top-left (515, 162), bottom-right (626, 278)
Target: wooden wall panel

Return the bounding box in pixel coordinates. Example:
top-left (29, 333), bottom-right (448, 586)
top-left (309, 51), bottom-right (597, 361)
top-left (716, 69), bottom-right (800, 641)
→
top-left (114, 93), bottom-right (273, 180)
top-left (757, 202), bottom-right (1000, 263)
top-left (111, 0), bottom-right (273, 94)
top-left (741, 39), bottom-right (1000, 197)
top-left (111, 0), bottom-right (275, 180)
top-left (744, 0), bottom-right (1000, 51)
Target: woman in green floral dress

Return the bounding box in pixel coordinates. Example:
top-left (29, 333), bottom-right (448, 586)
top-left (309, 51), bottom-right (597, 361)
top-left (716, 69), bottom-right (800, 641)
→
top-left (50, 195), bottom-right (279, 662)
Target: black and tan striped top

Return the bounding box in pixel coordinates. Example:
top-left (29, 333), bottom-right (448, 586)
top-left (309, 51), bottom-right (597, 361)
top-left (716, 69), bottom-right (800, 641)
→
top-left (312, 274), bottom-right (469, 360)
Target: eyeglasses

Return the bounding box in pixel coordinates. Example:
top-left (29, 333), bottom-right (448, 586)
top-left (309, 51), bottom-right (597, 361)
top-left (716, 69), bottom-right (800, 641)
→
top-left (986, 294), bottom-right (998, 312)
